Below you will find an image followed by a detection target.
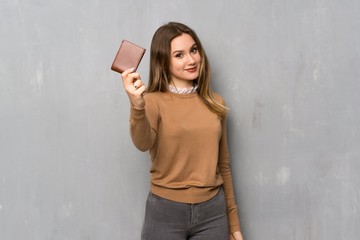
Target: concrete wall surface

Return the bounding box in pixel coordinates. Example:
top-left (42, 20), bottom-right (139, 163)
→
top-left (1, 0), bottom-right (359, 239)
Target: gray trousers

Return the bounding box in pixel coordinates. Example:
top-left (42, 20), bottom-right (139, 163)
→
top-left (141, 188), bottom-right (229, 240)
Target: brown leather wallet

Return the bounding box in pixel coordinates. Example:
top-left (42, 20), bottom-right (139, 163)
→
top-left (111, 40), bottom-right (146, 74)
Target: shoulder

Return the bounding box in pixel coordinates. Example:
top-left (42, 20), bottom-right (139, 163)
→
top-left (144, 91), bottom-right (159, 99)
top-left (144, 91), bottom-right (166, 101)
top-left (144, 91), bottom-right (183, 101)
top-left (143, 92), bottom-right (170, 108)
top-left (213, 92), bottom-right (225, 104)
top-left (144, 92), bottom-right (160, 106)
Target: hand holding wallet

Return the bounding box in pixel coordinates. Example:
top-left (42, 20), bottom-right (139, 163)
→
top-left (111, 40), bottom-right (146, 74)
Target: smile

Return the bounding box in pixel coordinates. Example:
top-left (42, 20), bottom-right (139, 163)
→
top-left (185, 67), bottom-right (197, 73)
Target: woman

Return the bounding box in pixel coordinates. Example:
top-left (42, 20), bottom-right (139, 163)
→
top-left (121, 22), bottom-right (244, 240)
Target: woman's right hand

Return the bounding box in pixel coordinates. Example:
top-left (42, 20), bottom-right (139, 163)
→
top-left (121, 68), bottom-right (146, 109)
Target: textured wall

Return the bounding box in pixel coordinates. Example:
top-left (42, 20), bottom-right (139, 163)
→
top-left (1, 0), bottom-right (359, 239)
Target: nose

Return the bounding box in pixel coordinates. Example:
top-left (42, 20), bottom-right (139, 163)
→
top-left (187, 54), bottom-right (196, 64)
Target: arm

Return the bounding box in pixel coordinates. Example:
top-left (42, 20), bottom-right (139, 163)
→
top-left (121, 68), bottom-right (157, 151)
top-left (218, 113), bottom-right (241, 234)
top-left (219, 116), bottom-right (244, 240)
top-left (231, 231), bottom-right (244, 240)
top-left (129, 97), bottom-right (158, 152)
top-left (213, 94), bottom-right (244, 239)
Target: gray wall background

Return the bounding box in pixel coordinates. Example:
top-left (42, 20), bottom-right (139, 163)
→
top-left (1, 0), bottom-right (359, 239)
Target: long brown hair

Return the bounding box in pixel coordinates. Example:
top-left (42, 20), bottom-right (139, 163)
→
top-left (147, 22), bottom-right (228, 116)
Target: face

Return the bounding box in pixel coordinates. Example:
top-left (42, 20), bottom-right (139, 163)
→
top-left (169, 33), bottom-right (201, 88)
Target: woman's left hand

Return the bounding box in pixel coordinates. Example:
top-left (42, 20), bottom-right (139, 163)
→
top-left (230, 231), bottom-right (244, 240)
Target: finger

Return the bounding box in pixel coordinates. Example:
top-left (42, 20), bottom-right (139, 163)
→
top-left (133, 79), bottom-right (143, 89)
top-left (121, 68), bottom-right (139, 79)
top-left (121, 68), bottom-right (135, 84)
top-left (122, 71), bottom-right (141, 88)
top-left (121, 68), bottom-right (135, 78)
top-left (137, 85), bottom-right (146, 95)
top-left (128, 72), bottom-right (141, 82)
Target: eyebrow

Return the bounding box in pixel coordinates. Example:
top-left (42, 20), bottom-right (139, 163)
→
top-left (171, 43), bottom-right (197, 55)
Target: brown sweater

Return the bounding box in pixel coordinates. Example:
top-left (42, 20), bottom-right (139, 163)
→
top-left (129, 91), bottom-right (241, 233)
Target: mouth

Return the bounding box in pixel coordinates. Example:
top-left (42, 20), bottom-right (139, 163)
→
top-left (185, 66), bottom-right (197, 73)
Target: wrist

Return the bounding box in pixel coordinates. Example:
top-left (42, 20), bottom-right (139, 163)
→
top-left (130, 99), bottom-right (145, 109)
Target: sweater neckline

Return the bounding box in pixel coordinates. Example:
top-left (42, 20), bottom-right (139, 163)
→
top-left (164, 90), bottom-right (198, 99)
top-left (168, 84), bottom-right (198, 94)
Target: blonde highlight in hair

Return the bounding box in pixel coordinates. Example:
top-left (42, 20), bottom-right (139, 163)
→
top-left (147, 22), bottom-right (228, 116)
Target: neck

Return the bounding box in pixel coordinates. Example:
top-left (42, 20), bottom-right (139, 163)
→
top-left (171, 80), bottom-right (194, 89)
top-left (168, 83), bottom-right (198, 94)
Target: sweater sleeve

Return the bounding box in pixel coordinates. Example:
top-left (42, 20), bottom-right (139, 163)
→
top-left (218, 100), bottom-right (241, 234)
top-left (129, 94), bottom-right (158, 152)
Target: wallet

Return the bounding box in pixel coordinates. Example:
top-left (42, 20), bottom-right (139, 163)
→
top-left (111, 40), bottom-right (146, 74)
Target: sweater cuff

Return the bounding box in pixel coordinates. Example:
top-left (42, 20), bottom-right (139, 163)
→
top-left (130, 105), bottom-right (145, 120)
top-left (228, 207), bottom-right (241, 233)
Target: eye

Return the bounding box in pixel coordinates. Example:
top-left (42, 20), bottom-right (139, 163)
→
top-left (175, 53), bottom-right (183, 58)
top-left (191, 46), bottom-right (198, 54)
